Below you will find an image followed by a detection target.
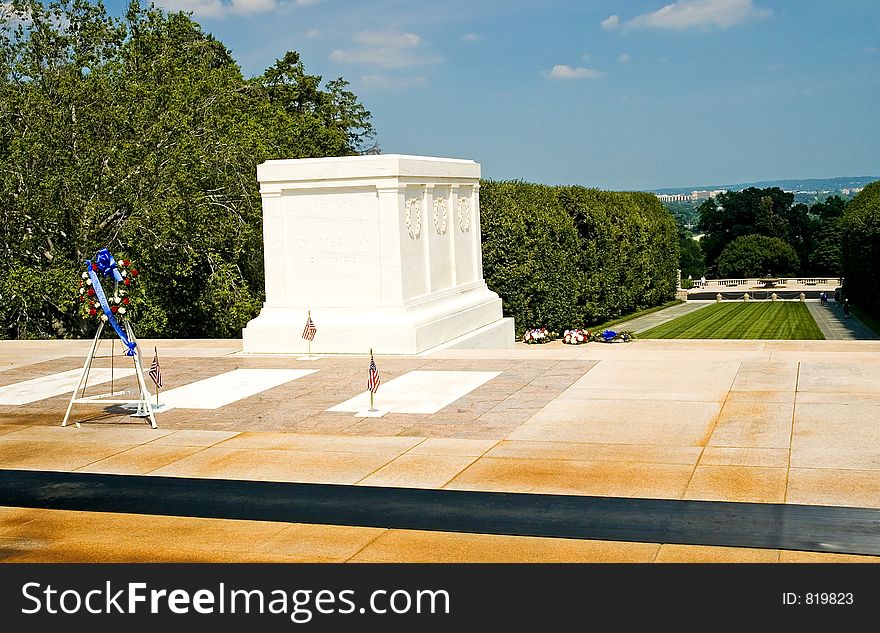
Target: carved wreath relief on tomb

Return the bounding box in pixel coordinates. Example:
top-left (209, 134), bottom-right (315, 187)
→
top-left (457, 195), bottom-right (471, 233)
top-left (405, 195), bottom-right (422, 240)
top-left (433, 195), bottom-right (448, 235)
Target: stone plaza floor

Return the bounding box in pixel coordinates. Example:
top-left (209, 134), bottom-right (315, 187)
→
top-left (1, 337), bottom-right (879, 562)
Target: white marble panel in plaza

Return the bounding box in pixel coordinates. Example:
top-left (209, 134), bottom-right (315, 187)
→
top-left (327, 370), bottom-right (500, 415)
top-left (242, 154), bottom-right (513, 355)
top-left (0, 368), bottom-right (136, 405)
top-left (157, 369), bottom-right (316, 410)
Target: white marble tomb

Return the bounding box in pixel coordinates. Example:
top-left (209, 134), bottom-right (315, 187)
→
top-left (242, 154), bottom-right (514, 354)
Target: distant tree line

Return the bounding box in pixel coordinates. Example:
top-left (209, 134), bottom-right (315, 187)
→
top-left (680, 183), bottom-right (880, 320)
top-left (0, 0), bottom-right (375, 339)
top-left (684, 187), bottom-right (849, 279)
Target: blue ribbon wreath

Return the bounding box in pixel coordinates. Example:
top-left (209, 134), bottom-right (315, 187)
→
top-left (86, 248), bottom-right (137, 356)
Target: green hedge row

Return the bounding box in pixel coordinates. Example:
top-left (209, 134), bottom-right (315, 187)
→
top-left (842, 181), bottom-right (880, 317)
top-left (480, 180), bottom-right (678, 335)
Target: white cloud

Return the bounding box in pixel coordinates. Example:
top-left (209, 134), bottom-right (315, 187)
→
top-left (154, 0), bottom-right (314, 18)
top-left (622, 0), bottom-right (771, 31)
top-left (354, 30), bottom-right (422, 48)
top-left (601, 14), bottom-right (621, 30)
top-left (462, 32), bottom-right (484, 42)
top-left (618, 53), bottom-right (631, 63)
top-left (360, 74), bottom-right (427, 90)
top-left (304, 28), bottom-right (321, 39)
top-left (330, 29), bottom-right (442, 69)
top-left (546, 64), bottom-right (604, 80)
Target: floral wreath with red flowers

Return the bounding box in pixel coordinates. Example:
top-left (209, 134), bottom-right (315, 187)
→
top-left (77, 257), bottom-right (141, 322)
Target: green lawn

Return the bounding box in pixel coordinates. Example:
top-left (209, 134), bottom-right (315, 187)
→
top-left (640, 302), bottom-right (825, 340)
top-left (591, 299), bottom-right (684, 331)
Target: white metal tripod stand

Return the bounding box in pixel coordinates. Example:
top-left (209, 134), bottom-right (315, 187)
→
top-left (61, 319), bottom-right (157, 429)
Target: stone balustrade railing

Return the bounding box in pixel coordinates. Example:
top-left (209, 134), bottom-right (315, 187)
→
top-left (690, 277), bottom-right (842, 289)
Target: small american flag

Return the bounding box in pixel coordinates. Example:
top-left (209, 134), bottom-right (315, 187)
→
top-left (367, 353), bottom-right (380, 394)
top-left (148, 347), bottom-right (163, 388)
top-left (302, 313), bottom-right (317, 341)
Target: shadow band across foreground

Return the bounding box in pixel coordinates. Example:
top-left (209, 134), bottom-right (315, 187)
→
top-left (1, 469), bottom-right (878, 557)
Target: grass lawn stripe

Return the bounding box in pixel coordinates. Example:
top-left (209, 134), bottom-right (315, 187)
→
top-left (640, 302), bottom-right (824, 340)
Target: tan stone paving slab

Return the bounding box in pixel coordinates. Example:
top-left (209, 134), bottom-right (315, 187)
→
top-left (790, 446), bottom-right (880, 471)
top-left (778, 551), bottom-right (880, 563)
top-left (786, 468), bottom-right (880, 508)
top-left (730, 361), bottom-right (799, 392)
top-left (0, 508), bottom-right (288, 562)
top-left (148, 446), bottom-right (399, 484)
top-left (75, 444), bottom-right (205, 475)
top-left (562, 360), bottom-right (739, 402)
top-left (0, 539), bottom-right (271, 563)
top-left (590, 350), bottom-right (769, 362)
top-left (217, 432), bottom-right (423, 454)
top-left (405, 438), bottom-right (498, 456)
top-left (0, 440), bottom-right (136, 471)
top-left (684, 465), bottom-right (788, 503)
top-left (795, 392), bottom-right (880, 405)
top-left (475, 410), bottom-right (535, 425)
top-left (0, 424), bottom-right (29, 437)
top-left (146, 429), bottom-right (240, 447)
top-left (358, 454), bottom-right (480, 488)
top-left (707, 402), bottom-right (794, 449)
top-left (485, 440), bottom-right (702, 465)
top-left (444, 457), bottom-right (694, 498)
top-left (0, 507), bottom-right (37, 535)
top-left (725, 390), bottom-right (796, 404)
top-left (699, 447), bottom-right (791, 468)
top-left (792, 403), bottom-right (880, 451)
top-left (349, 529), bottom-right (660, 563)
top-left (510, 400), bottom-right (722, 447)
top-left (770, 351), bottom-right (880, 364)
top-left (559, 388), bottom-right (728, 403)
top-left (249, 523), bottom-right (387, 562)
top-left (0, 424), bottom-right (172, 445)
top-left (797, 362), bottom-right (880, 393)
top-left (338, 419), bottom-right (425, 437)
top-left (654, 544), bottom-right (779, 563)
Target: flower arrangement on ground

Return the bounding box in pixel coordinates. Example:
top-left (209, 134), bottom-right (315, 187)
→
top-left (522, 328), bottom-right (557, 344)
top-left (562, 328), bottom-right (591, 345)
top-left (596, 329), bottom-right (636, 343)
top-left (77, 257), bottom-right (140, 322)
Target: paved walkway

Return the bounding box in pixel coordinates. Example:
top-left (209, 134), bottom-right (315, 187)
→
top-left (2, 339), bottom-right (880, 562)
top-left (610, 301), bottom-right (714, 333)
top-left (807, 302), bottom-right (879, 340)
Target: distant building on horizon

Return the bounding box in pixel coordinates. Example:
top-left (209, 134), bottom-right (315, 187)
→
top-left (656, 189), bottom-right (727, 203)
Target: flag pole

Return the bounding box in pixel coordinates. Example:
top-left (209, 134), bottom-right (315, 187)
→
top-left (154, 346), bottom-right (160, 408)
top-left (110, 336), bottom-right (115, 395)
top-left (369, 348), bottom-right (375, 412)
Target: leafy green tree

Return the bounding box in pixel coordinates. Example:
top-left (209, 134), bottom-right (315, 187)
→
top-left (678, 230), bottom-right (706, 279)
top-left (808, 196), bottom-right (845, 276)
top-left (697, 187), bottom-right (815, 273)
top-left (0, 0), bottom-right (374, 339)
top-left (715, 235), bottom-right (800, 278)
top-left (841, 181), bottom-right (880, 316)
top-left (662, 201), bottom-right (700, 229)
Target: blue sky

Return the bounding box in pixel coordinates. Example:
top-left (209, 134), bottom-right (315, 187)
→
top-left (107, 1), bottom-right (879, 190)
